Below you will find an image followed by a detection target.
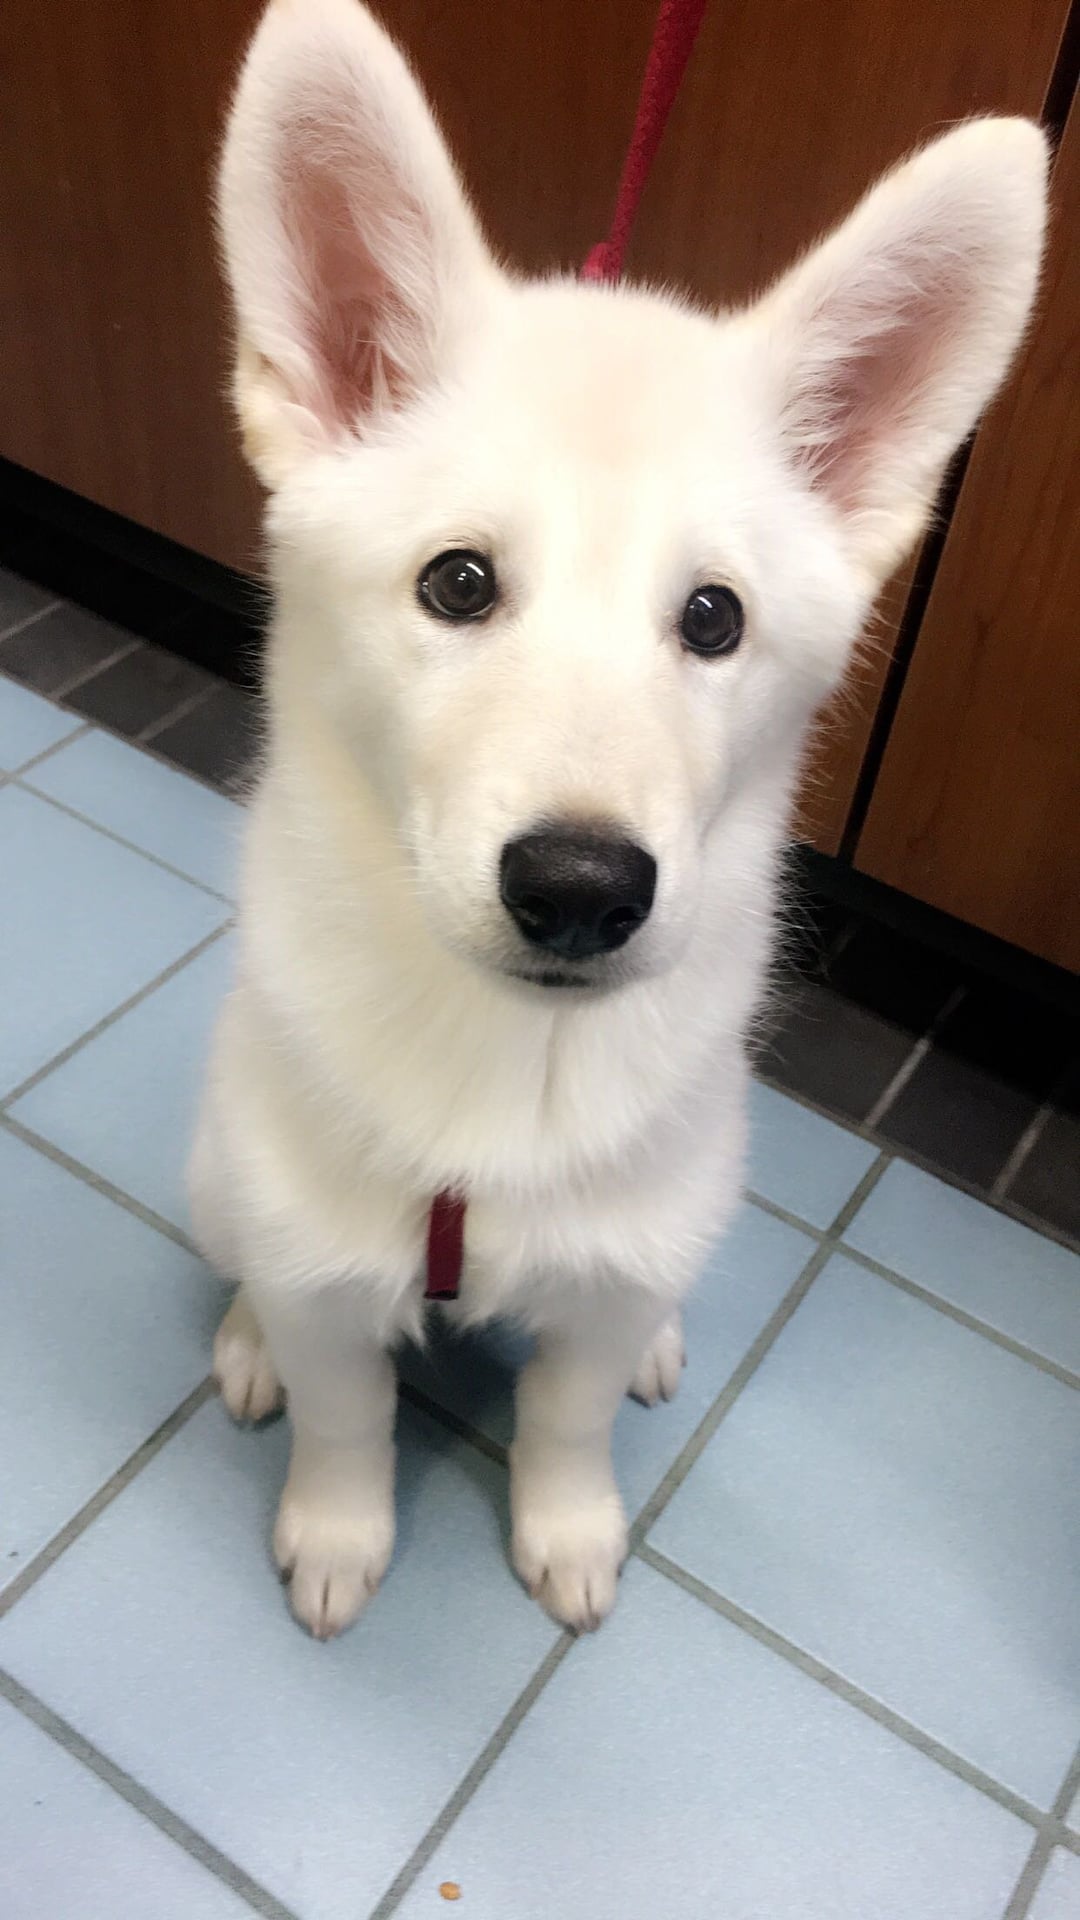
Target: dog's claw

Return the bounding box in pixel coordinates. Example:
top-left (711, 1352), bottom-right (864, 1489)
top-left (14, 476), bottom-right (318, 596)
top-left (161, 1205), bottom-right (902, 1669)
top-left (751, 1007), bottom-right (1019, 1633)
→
top-left (629, 1314), bottom-right (686, 1408)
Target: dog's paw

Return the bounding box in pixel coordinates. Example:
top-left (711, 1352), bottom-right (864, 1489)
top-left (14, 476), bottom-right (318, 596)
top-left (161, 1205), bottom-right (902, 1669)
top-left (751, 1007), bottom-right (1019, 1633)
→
top-left (629, 1313), bottom-right (686, 1408)
top-left (273, 1487), bottom-right (394, 1640)
top-left (511, 1493), bottom-right (628, 1633)
top-left (213, 1294), bottom-right (284, 1423)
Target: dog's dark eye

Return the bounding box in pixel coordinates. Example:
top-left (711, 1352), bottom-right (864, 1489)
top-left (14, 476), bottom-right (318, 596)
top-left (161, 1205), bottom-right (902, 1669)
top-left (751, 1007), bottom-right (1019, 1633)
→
top-left (417, 549), bottom-right (497, 622)
top-left (680, 585), bottom-right (744, 658)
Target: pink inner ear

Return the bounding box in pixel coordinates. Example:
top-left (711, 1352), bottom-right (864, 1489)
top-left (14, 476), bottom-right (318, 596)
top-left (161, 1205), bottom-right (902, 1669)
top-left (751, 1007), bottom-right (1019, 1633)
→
top-left (277, 114), bottom-right (430, 436)
top-left (803, 250), bottom-right (976, 517)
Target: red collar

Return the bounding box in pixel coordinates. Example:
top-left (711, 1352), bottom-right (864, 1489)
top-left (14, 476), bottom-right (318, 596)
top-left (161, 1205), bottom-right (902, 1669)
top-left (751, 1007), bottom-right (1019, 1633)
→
top-left (424, 1189), bottom-right (467, 1301)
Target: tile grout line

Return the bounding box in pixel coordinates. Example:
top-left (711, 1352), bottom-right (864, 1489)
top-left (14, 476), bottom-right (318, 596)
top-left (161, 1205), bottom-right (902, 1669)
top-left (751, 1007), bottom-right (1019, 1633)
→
top-left (627, 1153), bottom-right (892, 1551)
top-left (1004, 1836), bottom-right (1057, 1920)
top-left (397, 1380), bottom-right (507, 1468)
top-left (10, 717), bottom-right (94, 777)
top-left (992, 1043), bottom-right (1078, 1206)
top-left (1050, 1745), bottom-right (1080, 1824)
top-left (1, 923), bottom-right (233, 1112)
top-left (742, 1185), bottom-right (827, 1239)
top-left (837, 1244), bottom-right (1080, 1391)
top-left (367, 1635), bottom-right (575, 1919)
top-left (1003, 1743), bottom-right (1080, 1920)
top-left (0, 1380), bottom-right (216, 1621)
top-left (138, 682), bottom-right (220, 744)
top-left (628, 1243), bottom-right (833, 1549)
top-left (52, 637), bottom-right (143, 701)
top-left (992, 1101), bottom-right (1055, 1204)
top-left (636, 1544), bottom-right (1069, 1845)
top-left (0, 1112), bottom-right (200, 1254)
top-left (753, 1065), bottom-right (1080, 1260)
top-left (0, 599), bottom-right (63, 645)
top-left (863, 983), bottom-right (967, 1132)
top-left (0, 1668), bottom-right (300, 1920)
top-left (13, 774), bottom-right (237, 904)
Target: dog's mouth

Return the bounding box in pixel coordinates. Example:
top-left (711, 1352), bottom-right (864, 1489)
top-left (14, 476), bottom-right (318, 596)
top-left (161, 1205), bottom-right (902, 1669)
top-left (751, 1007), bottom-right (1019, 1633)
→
top-left (505, 964), bottom-right (607, 993)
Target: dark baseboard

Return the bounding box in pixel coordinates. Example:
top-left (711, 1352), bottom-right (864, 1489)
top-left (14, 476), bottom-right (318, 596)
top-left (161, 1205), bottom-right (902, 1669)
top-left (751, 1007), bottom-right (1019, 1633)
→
top-left (790, 846), bottom-right (1078, 1018)
top-left (0, 457), bottom-right (265, 689)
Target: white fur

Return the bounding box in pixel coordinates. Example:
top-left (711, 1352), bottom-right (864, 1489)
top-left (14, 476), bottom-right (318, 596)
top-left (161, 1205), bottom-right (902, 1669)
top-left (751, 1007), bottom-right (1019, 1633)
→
top-left (194, 0), bottom-right (1048, 1635)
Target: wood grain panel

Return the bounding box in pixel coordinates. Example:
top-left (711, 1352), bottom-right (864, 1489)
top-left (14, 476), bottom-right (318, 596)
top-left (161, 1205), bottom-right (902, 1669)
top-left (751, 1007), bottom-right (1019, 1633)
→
top-left (0, 0), bottom-right (261, 568)
top-left (856, 90), bottom-right (1080, 969)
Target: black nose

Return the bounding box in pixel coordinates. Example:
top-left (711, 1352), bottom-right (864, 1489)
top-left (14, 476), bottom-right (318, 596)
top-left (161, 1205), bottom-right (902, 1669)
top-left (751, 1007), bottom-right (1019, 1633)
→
top-left (499, 827), bottom-right (657, 960)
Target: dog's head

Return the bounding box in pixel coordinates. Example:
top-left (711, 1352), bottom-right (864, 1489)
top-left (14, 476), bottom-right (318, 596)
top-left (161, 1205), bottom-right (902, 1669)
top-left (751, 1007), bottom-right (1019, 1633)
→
top-left (219, 0), bottom-right (1046, 994)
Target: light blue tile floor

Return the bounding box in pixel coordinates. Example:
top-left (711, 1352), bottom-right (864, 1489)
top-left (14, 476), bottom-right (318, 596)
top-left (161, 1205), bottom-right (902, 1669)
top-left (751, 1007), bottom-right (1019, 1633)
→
top-left (1, 676), bottom-right (1077, 1919)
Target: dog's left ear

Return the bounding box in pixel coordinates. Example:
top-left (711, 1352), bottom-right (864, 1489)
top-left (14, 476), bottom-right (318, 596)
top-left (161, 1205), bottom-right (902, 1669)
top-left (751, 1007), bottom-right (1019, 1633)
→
top-left (217, 0), bottom-right (499, 487)
top-left (756, 118), bottom-right (1049, 581)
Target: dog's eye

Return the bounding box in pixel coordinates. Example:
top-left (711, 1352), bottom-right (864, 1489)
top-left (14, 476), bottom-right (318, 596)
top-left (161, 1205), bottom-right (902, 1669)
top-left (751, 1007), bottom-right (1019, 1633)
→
top-left (680, 585), bottom-right (744, 658)
top-left (418, 550), bottom-right (498, 622)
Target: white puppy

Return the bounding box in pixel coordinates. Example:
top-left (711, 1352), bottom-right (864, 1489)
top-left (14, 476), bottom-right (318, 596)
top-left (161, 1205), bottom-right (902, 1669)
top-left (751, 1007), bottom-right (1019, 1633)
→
top-left (192, 0), bottom-right (1047, 1638)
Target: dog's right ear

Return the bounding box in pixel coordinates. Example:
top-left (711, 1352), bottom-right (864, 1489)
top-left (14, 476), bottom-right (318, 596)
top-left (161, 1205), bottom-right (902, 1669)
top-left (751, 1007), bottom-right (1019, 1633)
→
top-left (217, 0), bottom-right (497, 487)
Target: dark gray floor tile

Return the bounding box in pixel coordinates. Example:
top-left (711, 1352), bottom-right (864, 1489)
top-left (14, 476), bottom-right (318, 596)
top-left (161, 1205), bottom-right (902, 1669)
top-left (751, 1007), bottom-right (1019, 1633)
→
top-left (875, 1047), bottom-right (1039, 1192)
top-left (0, 569), bottom-right (56, 637)
top-left (1007, 1107), bottom-right (1080, 1242)
top-left (825, 918), bottom-right (962, 1035)
top-left (0, 602), bottom-right (136, 696)
top-left (64, 641), bottom-right (214, 736)
top-left (150, 682), bottom-right (260, 793)
top-left (755, 977), bottom-right (915, 1124)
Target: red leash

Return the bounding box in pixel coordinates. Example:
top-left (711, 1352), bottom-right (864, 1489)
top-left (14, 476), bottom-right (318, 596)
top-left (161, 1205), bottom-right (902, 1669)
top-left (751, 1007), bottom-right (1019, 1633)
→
top-left (423, 0), bottom-right (706, 1303)
top-left (581, 0), bottom-right (709, 284)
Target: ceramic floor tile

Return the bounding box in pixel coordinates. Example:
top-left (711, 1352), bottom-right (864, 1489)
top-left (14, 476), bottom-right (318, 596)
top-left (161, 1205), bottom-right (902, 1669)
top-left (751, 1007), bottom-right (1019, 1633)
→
top-left (0, 786), bottom-right (227, 1093)
top-left (62, 643), bottom-right (214, 737)
top-left (403, 1201), bottom-right (817, 1517)
top-left (844, 1158), bottom-right (1080, 1374)
top-left (875, 1045), bottom-right (1038, 1193)
top-left (747, 1078), bottom-right (879, 1228)
top-left (1009, 1105), bottom-right (1080, 1244)
top-left (0, 676), bottom-right (80, 770)
top-left (0, 1128), bottom-right (219, 1590)
top-left (1028, 1849), bottom-right (1080, 1919)
top-left (394, 1559), bottom-right (1030, 1920)
top-left (651, 1255), bottom-right (1080, 1807)
top-left (757, 977), bottom-right (914, 1124)
top-left (24, 726), bottom-right (241, 898)
top-left (0, 1693), bottom-right (253, 1920)
top-left (0, 1399), bottom-right (556, 1920)
top-left (0, 569), bottom-right (56, 635)
top-left (0, 601), bottom-right (136, 697)
top-left (151, 683), bottom-right (259, 795)
top-left (11, 936), bottom-right (233, 1232)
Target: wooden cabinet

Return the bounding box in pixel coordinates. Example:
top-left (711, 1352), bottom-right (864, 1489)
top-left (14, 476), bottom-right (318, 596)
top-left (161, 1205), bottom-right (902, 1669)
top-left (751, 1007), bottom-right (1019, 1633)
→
top-left (0, 0), bottom-right (1076, 958)
top-left (856, 88), bottom-right (1080, 972)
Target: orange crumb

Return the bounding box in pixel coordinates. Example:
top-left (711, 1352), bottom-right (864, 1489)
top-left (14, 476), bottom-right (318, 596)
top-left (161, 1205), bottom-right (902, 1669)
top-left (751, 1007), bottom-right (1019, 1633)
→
top-left (438, 1884), bottom-right (462, 1903)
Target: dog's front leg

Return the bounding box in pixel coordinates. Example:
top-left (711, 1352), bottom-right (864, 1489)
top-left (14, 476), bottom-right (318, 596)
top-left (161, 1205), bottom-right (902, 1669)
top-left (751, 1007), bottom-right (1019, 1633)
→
top-left (511, 1291), bottom-right (667, 1632)
top-left (250, 1283), bottom-right (397, 1640)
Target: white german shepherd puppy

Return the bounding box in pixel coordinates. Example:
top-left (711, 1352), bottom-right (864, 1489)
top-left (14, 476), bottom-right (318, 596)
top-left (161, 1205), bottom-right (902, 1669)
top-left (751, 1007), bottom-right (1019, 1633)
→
top-left (192, 0), bottom-right (1047, 1638)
